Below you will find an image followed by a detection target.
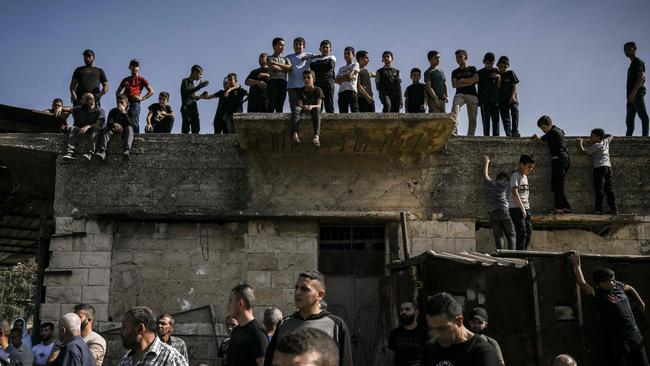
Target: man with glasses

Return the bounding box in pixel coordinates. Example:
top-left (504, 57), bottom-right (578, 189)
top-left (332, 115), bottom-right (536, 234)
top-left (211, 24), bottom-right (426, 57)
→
top-left (422, 292), bottom-right (497, 366)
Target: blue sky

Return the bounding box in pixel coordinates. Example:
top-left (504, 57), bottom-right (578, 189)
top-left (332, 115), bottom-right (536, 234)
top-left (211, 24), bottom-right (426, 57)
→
top-left (1, 0), bottom-right (648, 136)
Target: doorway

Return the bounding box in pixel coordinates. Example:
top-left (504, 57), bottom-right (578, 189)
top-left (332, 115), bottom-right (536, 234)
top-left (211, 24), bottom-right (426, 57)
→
top-left (319, 224), bottom-right (386, 366)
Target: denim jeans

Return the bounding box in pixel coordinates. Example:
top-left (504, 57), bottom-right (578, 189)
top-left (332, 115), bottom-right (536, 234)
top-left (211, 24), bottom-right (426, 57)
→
top-left (128, 101), bottom-right (141, 133)
top-left (498, 101), bottom-right (518, 137)
top-left (489, 209), bottom-right (516, 250)
top-left (509, 208), bottom-right (532, 250)
top-left (97, 124), bottom-right (134, 153)
top-left (338, 90), bottom-right (359, 113)
top-left (480, 101), bottom-right (500, 136)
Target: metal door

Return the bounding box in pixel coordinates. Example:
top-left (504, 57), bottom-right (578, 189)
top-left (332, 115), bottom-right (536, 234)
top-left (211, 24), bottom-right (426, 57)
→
top-left (326, 276), bottom-right (385, 366)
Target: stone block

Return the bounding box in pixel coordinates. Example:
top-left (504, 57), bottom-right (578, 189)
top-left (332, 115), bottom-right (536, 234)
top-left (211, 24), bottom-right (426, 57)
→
top-left (448, 220), bottom-right (475, 238)
top-left (642, 223), bottom-right (650, 240)
top-left (48, 251), bottom-right (80, 269)
top-left (221, 251), bottom-right (247, 265)
top-left (277, 221), bottom-right (318, 237)
top-left (80, 251), bottom-right (112, 268)
top-left (248, 254), bottom-right (278, 271)
top-left (246, 235), bottom-right (269, 253)
top-left (296, 237), bottom-right (318, 254)
top-left (254, 288), bottom-right (283, 306)
top-left (277, 254), bottom-right (317, 272)
top-left (247, 271), bottom-right (272, 288)
top-left (272, 271), bottom-right (297, 288)
top-left (454, 238), bottom-right (476, 253)
top-left (49, 237), bottom-right (73, 251)
top-left (72, 235), bottom-right (94, 251)
top-left (39, 303), bottom-right (61, 321)
top-left (44, 269), bottom-right (88, 286)
top-left (269, 236), bottom-right (297, 253)
top-left (431, 238), bottom-right (456, 253)
top-left (85, 220), bottom-right (101, 234)
top-left (248, 220), bottom-right (278, 236)
top-left (611, 224), bottom-right (641, 240)
top-left (410, 238), bottom-right (433, 256)
top-left (426, 221), bottom-right (449, 238)
top-left (611, 240), bottom-right (640, 255)
top-left (281, 289), bottom-right (295, 304)
top-left (82, 286), bottom-right (110, 303)
top-left (60, 303), bottom-right (78, 314)
top-left (220, 264), bottom-right (246, 279)
top-left (92, 304), bottom-right (109, 321)
top-left (45, 286), bottom-right (82, 303)
top-left (407, 221), bottom-right (428, 238)
top-left (133, 252), bottom-right (162, 265)
top-left (88, 269), bottom-right (111, 286)
top-left (112, 252), bottom-right (134, 265)
top-left (55, 217), bottom-right (85, 234)
top-left (93, 233), bottom-right (113, 251)
top-left (161, 252), bottom-right (192, 265)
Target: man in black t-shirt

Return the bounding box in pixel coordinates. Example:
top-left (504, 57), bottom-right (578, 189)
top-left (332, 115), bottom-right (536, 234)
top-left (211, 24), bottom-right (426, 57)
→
top-left (70, 49), bottom-right (109, 107)
top-left (624, 42), bottom-right (649, 136)
top-left (451, 49), bottom-right (479, 136)
top-left (477, 52), bottom-right (501, 136)
top-left (309, 40), bottom-right (337, 113)
top-left (245, 53), bottom-right (271, 113)
top-left (421, 292), bottom-right (497, 366)
top-left (404, 69), bottom-right (427, 113)
top-left (533, 115), bottom-right (571, 213)
top-left (226, 284), bottom-right (269, 366)
top-left (496, 56), bottom-right (519, 137)
top-left (204, 73), bottom-right (248, 134)
top-left (94, 94), bottom-right (134, 161)
top-left (180, 65), bottom-right (210, 134)
top-left (570, 251), bottom-right (649, 366)
top-left (291, 70), bottom-right (324, 146)
top-left (388, 302), bottom-right (432, 366)
top-left (146, 92), bottom-right (175, 133)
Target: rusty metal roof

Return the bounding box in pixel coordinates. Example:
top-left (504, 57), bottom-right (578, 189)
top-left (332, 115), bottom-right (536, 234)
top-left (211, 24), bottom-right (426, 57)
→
top-left (388, 250), bottom-right (529, 270)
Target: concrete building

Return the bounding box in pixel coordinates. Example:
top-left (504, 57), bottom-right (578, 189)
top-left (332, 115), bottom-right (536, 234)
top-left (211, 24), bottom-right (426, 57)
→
top-left (2, 108), bottom-right (650, 365)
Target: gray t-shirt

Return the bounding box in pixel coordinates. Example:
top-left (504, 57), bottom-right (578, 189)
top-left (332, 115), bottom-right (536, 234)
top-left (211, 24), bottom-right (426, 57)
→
top-left (424, 67), bottom-right (446, 99)
top-left (267, 54), bottom-right (290, 81)
top-left (481, 335), bottom-right (504, 365)
top-left (287, 53), bottom-right (315, 89)
top-left (508, 171), bottom-right (530, 209)
top-left (485, 179), bottom-right (510, 212)
top-left (358, 68), bottom-right (373, 97)
top-left (586, 139), bottom-right (611, 168)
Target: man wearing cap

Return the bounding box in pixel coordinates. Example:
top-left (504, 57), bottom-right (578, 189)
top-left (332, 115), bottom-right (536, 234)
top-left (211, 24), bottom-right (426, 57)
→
top-left (467, 307), bottom-right (505, 366)
top-left (115, 59), bottom-right (154, 133)
top-left (387, 301), bottom-right (432, 366)
top-left (70, 49), bottom-right (109, 107)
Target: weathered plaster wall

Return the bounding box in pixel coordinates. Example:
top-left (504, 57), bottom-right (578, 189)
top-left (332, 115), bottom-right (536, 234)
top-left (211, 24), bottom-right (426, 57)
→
top-left (46, 134), bottom-right (650, 220)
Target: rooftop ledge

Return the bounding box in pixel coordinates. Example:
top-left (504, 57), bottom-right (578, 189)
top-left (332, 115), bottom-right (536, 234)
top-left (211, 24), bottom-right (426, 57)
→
top-left (234, 112), bottom-right (455, 154)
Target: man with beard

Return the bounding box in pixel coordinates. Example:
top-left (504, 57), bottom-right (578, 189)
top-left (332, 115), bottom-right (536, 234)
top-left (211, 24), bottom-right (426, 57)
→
top-left (156, 314), bottom-right (188, 362)
top-left (53, 313), bottom-right (94, 366)
top-left (74, 304), bottom-right (106, 366)
top-left (31, 322), bottom-right (59, 366)
top-left (118, 307), bottom-right (187, 366)
top-left (264, 270), bottom-right (352, 366)
top-left (467, 308), bottom-right (505, 366)
top-left (387, 302), bottom-right (432, 366)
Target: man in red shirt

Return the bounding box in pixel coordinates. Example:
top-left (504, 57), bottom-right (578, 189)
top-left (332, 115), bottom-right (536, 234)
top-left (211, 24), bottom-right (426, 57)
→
top-left (116, 59), bottom-right (154, 133)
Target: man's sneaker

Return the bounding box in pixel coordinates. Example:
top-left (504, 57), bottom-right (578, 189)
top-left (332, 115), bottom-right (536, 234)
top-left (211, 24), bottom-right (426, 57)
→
top-left (83, 153), bottom-right (92, 161)
top-left (122, 151), bottom-right (130, 161)
top-left (62, 153), bottom-right (74, 160)
top-left (94, 151), bottom-right (106, 161)
top-left (312, 135), bottom-right (320, 147)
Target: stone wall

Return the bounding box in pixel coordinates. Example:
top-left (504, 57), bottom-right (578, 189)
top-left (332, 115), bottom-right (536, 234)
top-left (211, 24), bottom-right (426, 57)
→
top-left (40, 218), bottom-right (113, 322)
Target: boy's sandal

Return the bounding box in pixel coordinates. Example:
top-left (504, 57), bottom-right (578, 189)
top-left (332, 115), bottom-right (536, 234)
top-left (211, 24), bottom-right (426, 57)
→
top-left (312, 136), bottom-right (320, 147)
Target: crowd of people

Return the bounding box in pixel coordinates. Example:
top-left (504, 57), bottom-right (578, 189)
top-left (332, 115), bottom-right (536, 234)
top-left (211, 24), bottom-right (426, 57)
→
top-left (44, 40), bottom-right (646, 160)
top-left (0, 258), bottom-right (647, 366)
